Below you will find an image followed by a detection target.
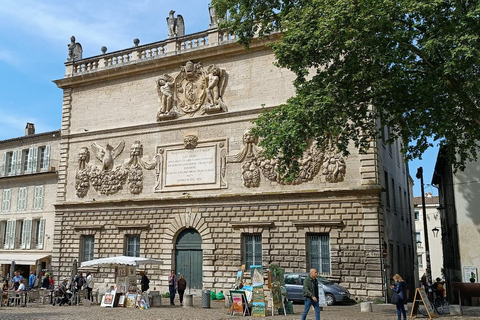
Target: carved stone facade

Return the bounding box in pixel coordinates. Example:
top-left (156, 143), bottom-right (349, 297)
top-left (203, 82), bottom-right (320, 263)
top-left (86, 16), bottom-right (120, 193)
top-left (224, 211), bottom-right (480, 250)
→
top-left (156, 61), bottom-right (228, 121)
top-left (52, 12), bottom-right (414, 301)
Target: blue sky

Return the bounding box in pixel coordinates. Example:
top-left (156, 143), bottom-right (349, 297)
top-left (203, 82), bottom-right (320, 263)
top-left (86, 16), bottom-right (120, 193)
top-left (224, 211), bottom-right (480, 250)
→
top-left (0, 0), bottom-right (437, 197)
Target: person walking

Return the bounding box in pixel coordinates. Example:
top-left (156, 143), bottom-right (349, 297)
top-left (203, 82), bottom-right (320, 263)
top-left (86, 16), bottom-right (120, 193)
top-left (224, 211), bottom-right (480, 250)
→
top-left (168, 270), bottom-right (176, 306)
top-left (28, 271), bottom-right (37, 290)
top-left (177, 274), bottom-right (187, 306)
top-left (390, 274), bottom-right (407, 320)
top-left (86, 272), bottom-right (94, 302)
top-left (301, 268), bottom-right (321, 320)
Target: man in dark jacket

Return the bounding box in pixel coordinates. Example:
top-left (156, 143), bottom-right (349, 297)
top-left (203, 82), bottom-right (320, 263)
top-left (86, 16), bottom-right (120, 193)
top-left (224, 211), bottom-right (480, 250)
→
top-left (302, 269), bottom-right (321, 320)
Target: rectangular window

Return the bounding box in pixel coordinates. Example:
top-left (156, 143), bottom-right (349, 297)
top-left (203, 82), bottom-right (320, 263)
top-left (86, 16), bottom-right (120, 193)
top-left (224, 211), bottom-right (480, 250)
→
top-left (415, 211), bottom-right (420, 220)
top-left (2, 189), bottom-right (11, 212)
top-left (417, 254), bottom-right (423, 268)
top-left (391, 178), bottom-right (396, 212)
top-left (0, 221), bottom-right (6, 248)
top-left (33, 186), bottom-right (44, 210)
top-left (308, 233), bottom-right (331, 274)
top-left (243, 233), bottom-right (262, 270)
top-left (33, 219), bottom-right (46, 249)
top-left (38, 146), bottom-right (50, 171)
top-left (125, 235), bottom-right (140, 257)
top-left (81, 235), bottom-right (95, 262)
top-left (17, 187), bottom-right (27, 211)
top-left (6, 152), bottom-right (14, 175)
top-left (23, 149), bottom-right (29, 173)
top-left (384, 171), bottom-right (390, 208)
top-left (416, 232), bottom-right (422, 247)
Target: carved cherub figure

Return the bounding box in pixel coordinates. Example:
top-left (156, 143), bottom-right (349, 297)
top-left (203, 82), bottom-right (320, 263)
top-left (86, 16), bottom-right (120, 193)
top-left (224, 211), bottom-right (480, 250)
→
top-left (157, 74), bottom-right (175, 114)
top-left (91, 141), bottom-right (125, 171)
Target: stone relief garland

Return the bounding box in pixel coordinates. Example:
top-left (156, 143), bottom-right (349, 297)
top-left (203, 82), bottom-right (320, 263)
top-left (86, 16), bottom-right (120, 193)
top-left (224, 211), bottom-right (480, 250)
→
top-left (156, 61), bottom-right (228, 121)
top-left (227, 131), bottom-right (346, 188)
top-left (74, 141), bottom-right (157, 197)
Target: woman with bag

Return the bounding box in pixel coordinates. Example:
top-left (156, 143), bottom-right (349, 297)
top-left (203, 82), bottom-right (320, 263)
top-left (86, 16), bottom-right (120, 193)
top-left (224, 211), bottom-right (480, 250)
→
top-left (390, 274), bottom-right (407, 320)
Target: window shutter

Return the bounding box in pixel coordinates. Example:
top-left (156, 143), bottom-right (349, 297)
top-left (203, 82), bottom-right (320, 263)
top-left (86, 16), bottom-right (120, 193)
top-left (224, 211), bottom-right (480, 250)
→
top-left (1, 152), bottom-right (6, 176)
top-left (15, 150), bottom-right (22, 174)
top-left (26, 147), bottom-right (35, 173)
top-left (4, 221), bottom-right (12, 249)
top-left (37, 219), bottom-right (45, 249)
top-left (43, 145), bottom-right (50, 169)
top-left (24, 219), bottom-right (32, 249)
top-left (18, 187), bottom-right (27, 211)
top-left (34, 186), bottom-right (44, 210)
top-left (32, 147), bottom-right (38, 173)
top-left (8, 220), bottom-right (16, 249)
top-left (2, 189), bottom-right (11, 212)
top-left (11, 151), bottom-right (17, 175)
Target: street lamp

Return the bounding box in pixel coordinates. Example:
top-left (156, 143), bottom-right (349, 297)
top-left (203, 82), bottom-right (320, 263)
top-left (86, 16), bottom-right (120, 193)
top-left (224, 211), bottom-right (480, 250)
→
top-left (416, 167), bottom-right (432, 281)
top-left (432, 227), bottom-right (440, 238)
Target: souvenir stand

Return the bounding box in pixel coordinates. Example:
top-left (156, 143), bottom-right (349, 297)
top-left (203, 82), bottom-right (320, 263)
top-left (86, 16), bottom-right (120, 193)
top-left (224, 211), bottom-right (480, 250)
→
top-left (80, 255), bottom-right (163, 308)
top-left (228, 264), bottom-right (288, 317)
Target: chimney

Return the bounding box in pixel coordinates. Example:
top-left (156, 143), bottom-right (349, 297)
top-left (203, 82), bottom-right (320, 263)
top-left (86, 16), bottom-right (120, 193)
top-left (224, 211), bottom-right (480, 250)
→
top-left (25, 123), bottom-right (35, 136)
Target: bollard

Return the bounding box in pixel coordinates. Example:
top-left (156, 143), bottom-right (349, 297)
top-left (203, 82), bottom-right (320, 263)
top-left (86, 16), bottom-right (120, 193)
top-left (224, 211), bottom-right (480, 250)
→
top-left (450, 304), bottom-right (462, 316)
top-left (360, 301), bottom-right (373, 312)
top-left (183, 294), bottom-right (194, 308)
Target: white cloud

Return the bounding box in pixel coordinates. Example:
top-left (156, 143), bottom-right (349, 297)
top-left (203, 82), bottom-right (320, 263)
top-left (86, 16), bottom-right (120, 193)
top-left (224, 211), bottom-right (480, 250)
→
top-left (0, 50), bottom-right (20, 66)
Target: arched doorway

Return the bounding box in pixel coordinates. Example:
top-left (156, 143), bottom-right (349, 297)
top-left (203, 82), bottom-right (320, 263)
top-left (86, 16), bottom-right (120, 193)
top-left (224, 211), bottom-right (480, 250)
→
top-left (175, 228), bottom-right (202, 289)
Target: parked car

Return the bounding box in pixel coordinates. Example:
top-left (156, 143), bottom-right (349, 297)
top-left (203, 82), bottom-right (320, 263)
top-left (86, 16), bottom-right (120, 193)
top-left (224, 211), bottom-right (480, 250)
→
top-left (284, 272), bottom-right (350, 306)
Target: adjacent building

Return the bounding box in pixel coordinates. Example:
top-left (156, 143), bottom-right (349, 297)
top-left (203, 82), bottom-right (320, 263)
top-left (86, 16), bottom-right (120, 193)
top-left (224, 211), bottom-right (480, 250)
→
top-left (0, 123), bottom-right (60, 279)
top-left (413, 194), bottom-right (443, 282)
top-left (433, 147), bottom-right (480, 300)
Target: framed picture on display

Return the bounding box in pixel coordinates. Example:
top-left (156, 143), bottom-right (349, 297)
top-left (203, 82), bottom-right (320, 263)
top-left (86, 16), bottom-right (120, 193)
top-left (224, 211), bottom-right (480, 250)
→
top-left (126, 293), bottom-right (137, 308)
top-left (117, 294), bottom-right (126, 307)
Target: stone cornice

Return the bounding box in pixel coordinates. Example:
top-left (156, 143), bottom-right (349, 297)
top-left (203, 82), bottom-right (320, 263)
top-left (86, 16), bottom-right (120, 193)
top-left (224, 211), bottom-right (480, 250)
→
top-left (115, 224), bottom-right (150, 230)
top-left (72, 225), bottom-right (103, 231)
top-left (229, 221), bottom-right (274, 229)
top-left (293, 220), bottom-right (346, 228)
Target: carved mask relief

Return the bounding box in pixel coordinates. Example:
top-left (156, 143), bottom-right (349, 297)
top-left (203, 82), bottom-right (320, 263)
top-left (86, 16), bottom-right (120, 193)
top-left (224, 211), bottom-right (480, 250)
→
top-left (157, 61), bottom-right (228, 121)
top-left (74, 141), bottom-right (158, 197)
top-left (227, 131), bottom-right (346, 188)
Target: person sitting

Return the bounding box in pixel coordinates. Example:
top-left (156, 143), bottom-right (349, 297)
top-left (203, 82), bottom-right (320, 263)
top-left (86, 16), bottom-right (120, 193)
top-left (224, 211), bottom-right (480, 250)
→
top-left (15, 279), bottom-right (26, 306)
top-left (2, 280), bottom-right (8, 306)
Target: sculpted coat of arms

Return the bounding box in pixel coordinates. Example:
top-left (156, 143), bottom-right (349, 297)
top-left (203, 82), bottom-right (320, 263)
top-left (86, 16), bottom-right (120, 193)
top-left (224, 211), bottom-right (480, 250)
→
top-left (157, 61), bottom-right (228, 121)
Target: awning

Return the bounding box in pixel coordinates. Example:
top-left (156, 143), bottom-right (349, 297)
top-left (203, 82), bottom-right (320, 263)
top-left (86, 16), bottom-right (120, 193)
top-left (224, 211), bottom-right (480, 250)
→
top-left (0, 253), bottom-right (51, 265)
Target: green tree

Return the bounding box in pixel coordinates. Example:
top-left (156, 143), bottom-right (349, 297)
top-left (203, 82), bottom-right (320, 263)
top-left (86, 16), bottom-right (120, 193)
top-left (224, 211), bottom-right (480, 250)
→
top-left (212, 0), bottom-right (480, 176)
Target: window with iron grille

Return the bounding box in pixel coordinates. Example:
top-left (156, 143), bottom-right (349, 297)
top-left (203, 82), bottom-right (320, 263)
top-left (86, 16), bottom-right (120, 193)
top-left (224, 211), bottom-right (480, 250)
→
top-left (125, 235), bottom-right (140, 257)
top-left (243, 233), bottom-right (262, 270)
top-left (81, 235), bottom-right (95, 262)
top-left (307, 233), bottom-right (331, 274)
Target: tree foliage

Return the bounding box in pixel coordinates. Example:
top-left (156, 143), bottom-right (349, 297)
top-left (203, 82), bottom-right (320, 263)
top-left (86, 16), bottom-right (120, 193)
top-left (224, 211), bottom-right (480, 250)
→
top-left (212, 0), bottom-right (480, 175)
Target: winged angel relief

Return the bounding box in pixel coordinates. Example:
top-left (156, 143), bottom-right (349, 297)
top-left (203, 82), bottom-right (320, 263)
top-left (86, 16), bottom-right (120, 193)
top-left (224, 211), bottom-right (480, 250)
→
top-left (75, 141), bottom-right (157, 197)
top-left (156, 61), bottom-right (227, 121)
top-left (227, 131), bottom-right (346, 188)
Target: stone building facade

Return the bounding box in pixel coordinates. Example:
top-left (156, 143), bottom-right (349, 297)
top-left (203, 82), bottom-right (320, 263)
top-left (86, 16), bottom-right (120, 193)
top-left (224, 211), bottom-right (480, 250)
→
top-left (52, 9), bottom-right (414, 300)
top-left (0, 124), bottom-right (60, 279)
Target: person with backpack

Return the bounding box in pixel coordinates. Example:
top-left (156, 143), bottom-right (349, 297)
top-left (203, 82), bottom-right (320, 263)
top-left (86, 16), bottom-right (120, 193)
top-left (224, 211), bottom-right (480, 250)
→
top-left (432, 277), bottom-right (444, 301)
top-left (72, 272), bottom-right (85, 305)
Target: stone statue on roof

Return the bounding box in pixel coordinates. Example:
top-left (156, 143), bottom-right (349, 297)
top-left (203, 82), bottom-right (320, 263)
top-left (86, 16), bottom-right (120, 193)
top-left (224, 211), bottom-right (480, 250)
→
top-left (166, 10), bottom-right (185, 38)
top-left (67, 36), bottom-right (83, 61)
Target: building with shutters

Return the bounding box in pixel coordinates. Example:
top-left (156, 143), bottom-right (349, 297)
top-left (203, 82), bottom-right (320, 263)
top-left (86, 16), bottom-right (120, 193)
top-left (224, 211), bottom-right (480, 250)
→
top-left (48, 7), bottom-right (415, 301)
top-left (0, 123), bottom-right (60, 279)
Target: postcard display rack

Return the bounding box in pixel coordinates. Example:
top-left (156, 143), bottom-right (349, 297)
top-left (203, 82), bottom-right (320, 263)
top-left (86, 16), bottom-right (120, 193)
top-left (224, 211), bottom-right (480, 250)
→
top-left (101, 265), bottom-right (148, 308)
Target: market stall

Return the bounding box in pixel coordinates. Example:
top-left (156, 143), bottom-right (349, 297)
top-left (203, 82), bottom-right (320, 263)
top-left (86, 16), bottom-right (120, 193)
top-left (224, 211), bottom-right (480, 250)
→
top-left (80, 255), bottom-right (163, 308)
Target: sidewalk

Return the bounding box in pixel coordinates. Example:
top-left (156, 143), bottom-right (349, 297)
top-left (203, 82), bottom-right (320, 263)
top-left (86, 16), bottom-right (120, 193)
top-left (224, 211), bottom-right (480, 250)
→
top-left (0, 298), bottom-right (479, 319)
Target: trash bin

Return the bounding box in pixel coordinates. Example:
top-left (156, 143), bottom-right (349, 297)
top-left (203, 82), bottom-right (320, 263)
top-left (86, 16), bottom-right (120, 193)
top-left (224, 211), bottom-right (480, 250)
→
top-left (202, 290), bottom-right (211, 308)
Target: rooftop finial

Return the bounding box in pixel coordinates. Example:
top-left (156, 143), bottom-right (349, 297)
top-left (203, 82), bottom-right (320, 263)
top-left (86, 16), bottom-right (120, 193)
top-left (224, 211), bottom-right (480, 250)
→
top-left (166, 10), bottom-right (185, 38)
top-left (67, 36), bottom-right (83, 61)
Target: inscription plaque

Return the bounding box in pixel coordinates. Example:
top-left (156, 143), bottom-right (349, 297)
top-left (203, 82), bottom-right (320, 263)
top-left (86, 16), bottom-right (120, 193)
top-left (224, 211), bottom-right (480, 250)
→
top-left (165, 146), bottom-right (216, 186)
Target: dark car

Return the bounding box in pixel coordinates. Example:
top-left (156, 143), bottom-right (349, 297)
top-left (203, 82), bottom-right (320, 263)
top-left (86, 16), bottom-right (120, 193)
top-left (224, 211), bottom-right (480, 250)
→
top-left (284, 272), bottom-right (350, 306)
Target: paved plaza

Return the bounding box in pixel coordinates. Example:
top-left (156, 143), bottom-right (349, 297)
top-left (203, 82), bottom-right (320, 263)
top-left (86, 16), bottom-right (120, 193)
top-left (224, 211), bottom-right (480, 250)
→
top-left (1, 298), bottom-right (480, 320)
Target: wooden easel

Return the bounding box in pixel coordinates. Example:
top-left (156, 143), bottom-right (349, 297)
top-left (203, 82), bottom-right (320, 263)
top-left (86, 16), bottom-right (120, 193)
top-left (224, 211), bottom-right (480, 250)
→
top-left (410, 288), bottom-right (436, 319)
